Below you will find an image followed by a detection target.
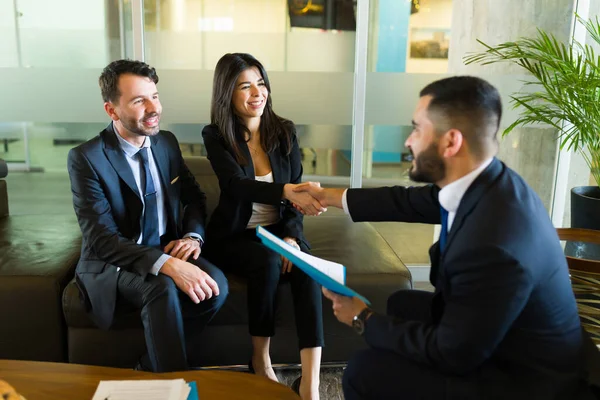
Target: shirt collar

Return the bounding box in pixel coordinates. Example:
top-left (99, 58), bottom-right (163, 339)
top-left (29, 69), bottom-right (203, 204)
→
top-left (438, 158), bottom-right (493, 213)
top-left (113, 122), bottom-right (151, 159)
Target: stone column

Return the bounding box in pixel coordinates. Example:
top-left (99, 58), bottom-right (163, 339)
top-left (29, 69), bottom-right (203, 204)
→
top-left (447, 0), bottom-right (577, 213)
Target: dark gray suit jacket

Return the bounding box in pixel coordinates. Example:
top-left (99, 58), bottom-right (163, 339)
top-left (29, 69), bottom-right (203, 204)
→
top-left (67, 124), bottom-right (206, 329)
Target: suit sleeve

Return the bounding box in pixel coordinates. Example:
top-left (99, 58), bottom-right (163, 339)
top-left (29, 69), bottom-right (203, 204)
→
top-left (68, 147), bottom-right (164, 277)
top-left (363, 246), bottom-right (534, 375)
top-left (281, 131), bottom-right (303, 241)
top-left (346, 185), bottom-right (441, 224)
top-left (202, 125), bottom-right (285, 205)
top-left (167, 132), bottom-right (207, 238)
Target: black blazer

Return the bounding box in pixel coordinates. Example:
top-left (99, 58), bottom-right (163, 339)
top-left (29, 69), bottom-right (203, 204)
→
top-left (347, 159), bottom-right (586, 399)
top-left (67, 124), bottom-right (206, 329)
top-left (201, 123), bottom-right (306, 246)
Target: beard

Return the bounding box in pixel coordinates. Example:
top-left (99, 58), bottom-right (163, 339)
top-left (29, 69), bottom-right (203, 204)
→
top-left (120, 112), bottom-right (161, 137)
top-left (408, 140), bottom-right (446, 184)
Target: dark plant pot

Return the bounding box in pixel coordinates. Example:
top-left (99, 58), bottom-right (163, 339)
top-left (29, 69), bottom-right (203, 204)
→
top-left (565, 186), bottom-right (600, 260)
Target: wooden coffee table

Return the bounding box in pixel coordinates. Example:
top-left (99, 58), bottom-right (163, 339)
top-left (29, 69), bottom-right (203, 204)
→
top-left (0, 360), bottom-right (299, 399)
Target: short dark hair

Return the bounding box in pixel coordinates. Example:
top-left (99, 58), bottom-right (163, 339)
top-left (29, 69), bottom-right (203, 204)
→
top-left (420, 76), bottom-right (502, 158)
top-left (210, 53), bottom-right (293, 165)
top-left (99, 59), bottom-right (159, 103)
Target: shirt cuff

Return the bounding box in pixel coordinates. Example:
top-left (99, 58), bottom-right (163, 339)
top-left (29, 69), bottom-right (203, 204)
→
top-left (342, 189), bottom-right (350, 215)
top-left (183, 232), bottom-right (204, 247)
top-left (151, 254), bottom-right (171, 275)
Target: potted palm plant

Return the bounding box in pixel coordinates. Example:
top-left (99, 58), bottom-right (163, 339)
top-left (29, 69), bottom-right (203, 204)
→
top-left (464, 16), bottom-right (600, 258)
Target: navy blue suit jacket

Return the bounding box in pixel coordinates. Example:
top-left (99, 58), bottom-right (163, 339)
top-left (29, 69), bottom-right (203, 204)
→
top-left (347, 158), bottom-right (585, 398)
top-left (67, 124), bottom-right (206, 329)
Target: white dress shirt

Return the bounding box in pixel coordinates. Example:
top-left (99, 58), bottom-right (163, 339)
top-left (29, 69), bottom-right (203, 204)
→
top-left (437, 158), bottom-right (493, 231)
top-left (246, 172), bottom-right (281, 229)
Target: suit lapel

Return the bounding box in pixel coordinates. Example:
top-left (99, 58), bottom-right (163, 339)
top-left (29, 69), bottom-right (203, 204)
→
top-left (268, 147), bottom-right (282, 183)
top-left (149, 135), bottom-right (172, 198)
top-left (239, 139), bottom-right (255, 178)
top-left (101, 125), bottom-right (141, 201)
top-left (150, 135), bottom-right (178, 235)
top-left (442, 158), bottom-right (504, 256)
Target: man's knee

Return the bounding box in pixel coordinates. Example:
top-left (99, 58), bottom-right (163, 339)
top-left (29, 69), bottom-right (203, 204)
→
top-left (199, 260), bottom-right (229, 306)
top-left (343, 349), bottom-right (373, 398)
top-left (143, 274), bottom-right (178, 304)
top-left (387, 289), bottom-right (412, 314)
top-left (210, 268), bottom-right (229, 307)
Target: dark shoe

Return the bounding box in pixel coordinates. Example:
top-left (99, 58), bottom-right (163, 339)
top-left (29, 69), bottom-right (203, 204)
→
top-left (291, 376), bottom-right (301, 395)
top-left (248, 359), bottom-right (255, 374)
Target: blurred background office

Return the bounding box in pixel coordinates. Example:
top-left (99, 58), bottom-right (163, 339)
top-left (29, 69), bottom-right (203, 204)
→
top-left (0, 0), bottom-right (594, 269)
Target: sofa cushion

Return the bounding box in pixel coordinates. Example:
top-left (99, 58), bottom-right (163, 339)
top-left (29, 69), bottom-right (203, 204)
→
top-left (64, 215), bottom-right (411, 327)
top-left (0, 214), bottom-right (81, 361)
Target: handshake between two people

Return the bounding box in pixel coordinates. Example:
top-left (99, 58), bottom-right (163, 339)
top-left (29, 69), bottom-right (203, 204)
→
top-left (283, 182), bottom-right (326, 216)
top-left (283, 182), bottom-right (346, 216)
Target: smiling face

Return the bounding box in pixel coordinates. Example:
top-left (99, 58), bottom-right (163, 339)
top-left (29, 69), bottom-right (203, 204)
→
top-left (105, 73), bottom-right (162, 140)
top-left (231, 67), bottom-right (269, 125)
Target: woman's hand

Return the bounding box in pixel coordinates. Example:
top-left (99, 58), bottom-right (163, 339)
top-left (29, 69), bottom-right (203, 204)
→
top-left (281, 237), bottom-right (301, 273)
top-left (283, 183), bottom-right (327, 216)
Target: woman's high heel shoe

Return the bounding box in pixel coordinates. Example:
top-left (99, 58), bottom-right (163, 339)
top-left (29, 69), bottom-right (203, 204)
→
top-left (247, 359), bottom-right (255, 374)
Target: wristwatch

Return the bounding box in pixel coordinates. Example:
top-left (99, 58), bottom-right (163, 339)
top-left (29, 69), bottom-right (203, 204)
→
top-left (186, 236), bottom-right (202, 245)
top-left (352, 307), bottom-right (373, 336)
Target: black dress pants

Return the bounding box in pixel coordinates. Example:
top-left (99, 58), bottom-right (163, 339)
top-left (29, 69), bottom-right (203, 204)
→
top-left (342, 290), bottom-right (586, 400)
top-left (116, 256), bottom-right (228, 372)
top-left (204, 222), bottom-right (324, 350)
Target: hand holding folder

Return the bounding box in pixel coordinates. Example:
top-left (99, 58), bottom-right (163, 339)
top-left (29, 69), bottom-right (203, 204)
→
top-left (256, 226), bottom-right (370, 305)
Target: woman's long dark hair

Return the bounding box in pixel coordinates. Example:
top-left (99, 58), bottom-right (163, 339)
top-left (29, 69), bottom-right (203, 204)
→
top-left (210, 53), bottom-right (293, 165)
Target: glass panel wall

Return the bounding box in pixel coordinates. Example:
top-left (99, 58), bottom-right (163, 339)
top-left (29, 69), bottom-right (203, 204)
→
top-left (0, 0), bottom-right (133, 214)
top-left (142, 0), bottom-right (356, 182)
top-left (0, 0), bottom-right (586, 267)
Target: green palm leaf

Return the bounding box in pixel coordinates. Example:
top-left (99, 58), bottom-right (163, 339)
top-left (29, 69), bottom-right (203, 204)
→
top-left (464, 14), bottom-right (600, 186)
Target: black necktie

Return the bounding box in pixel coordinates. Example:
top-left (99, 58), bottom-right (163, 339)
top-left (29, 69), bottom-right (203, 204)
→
top-left (137, 148), bottom-right (160, 248)
top-left (440, 206), bottom-right (449, 252)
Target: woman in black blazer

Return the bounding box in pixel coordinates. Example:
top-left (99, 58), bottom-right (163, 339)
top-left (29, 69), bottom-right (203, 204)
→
top-left (201, 53), bottom-right (324, 400)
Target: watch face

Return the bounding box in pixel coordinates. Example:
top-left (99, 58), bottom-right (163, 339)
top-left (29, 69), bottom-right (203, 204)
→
top-left (352, 318), bottom-right (365, 335)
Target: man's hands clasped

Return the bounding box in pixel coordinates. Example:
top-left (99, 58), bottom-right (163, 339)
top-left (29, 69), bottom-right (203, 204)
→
top-left (160, 257), bottom-right (219, 304)
top-left (161, 238), bottom-right (218, 305)
top-left (164, 237), bottom-right (201, 262)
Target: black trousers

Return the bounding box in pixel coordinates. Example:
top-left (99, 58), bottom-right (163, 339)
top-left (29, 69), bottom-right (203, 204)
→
top-left (342, 290), bottom-right (451, 400)
top-left (204, 222), bottom-right (324, 350)
top-left (117, 256), bottom-right (228, 372)
top-left (342, 290), bottom-right (589, 400)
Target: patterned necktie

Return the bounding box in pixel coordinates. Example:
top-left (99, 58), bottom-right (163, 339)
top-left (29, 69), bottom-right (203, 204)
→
top-left (440, 206), bottom-right (449, 252)
top-left (137, 148), bottom-right (160, 247)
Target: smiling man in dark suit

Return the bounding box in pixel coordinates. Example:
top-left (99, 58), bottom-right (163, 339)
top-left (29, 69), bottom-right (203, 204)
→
top-left (67, 59), bottom-right (228, 372)
top-left (295, 76), bottom-right (592, 399)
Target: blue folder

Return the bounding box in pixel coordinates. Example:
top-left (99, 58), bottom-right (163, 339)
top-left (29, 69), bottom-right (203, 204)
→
top-left (256, 226), bottom-right (370, 305)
